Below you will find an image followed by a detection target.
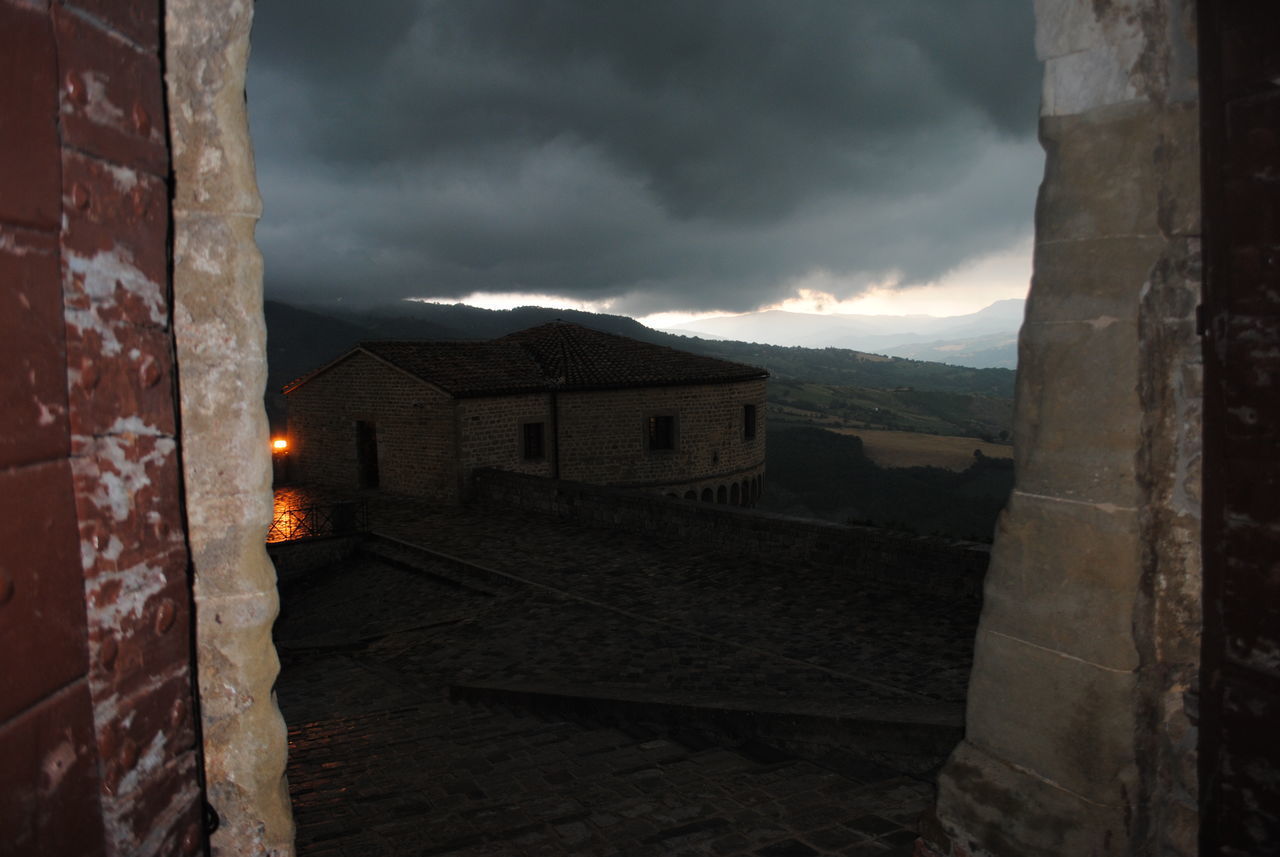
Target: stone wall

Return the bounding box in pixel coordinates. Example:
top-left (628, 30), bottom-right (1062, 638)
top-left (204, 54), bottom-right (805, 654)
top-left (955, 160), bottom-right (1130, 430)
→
top-left (267, 537), bottom-right (362, 583)
top-left (472, 469), bottom-right (989, 599)
top-left (167, 1), bottom-right (296, 853)
top-left (290, 361), bottom-right (767, 504)
top-left (556, 379), bottom-right (767, 495)
top-left (928, 2), bottom-right (1201, 856)
top-left (288, 351), bottom-right (457, 501)
top-left (457, 393), bottom-right (554, 481)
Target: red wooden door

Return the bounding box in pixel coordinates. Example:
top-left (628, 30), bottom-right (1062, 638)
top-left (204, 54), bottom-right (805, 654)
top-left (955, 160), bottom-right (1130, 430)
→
top-left (0, 2), bottom-right (205, 854)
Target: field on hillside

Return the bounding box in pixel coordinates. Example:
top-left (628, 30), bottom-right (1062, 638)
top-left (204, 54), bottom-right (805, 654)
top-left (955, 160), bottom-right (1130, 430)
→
top-left (759, 427), bottom-right (1014, 541)
top-left (767, 378), bottom-right (1013, 442)
top-left (827, 427), bottom-right (1012, 471)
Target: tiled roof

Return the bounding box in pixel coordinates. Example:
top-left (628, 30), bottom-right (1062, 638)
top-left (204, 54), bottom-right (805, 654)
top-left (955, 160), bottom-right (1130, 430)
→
top-left (286, 323), bottom-right (766, 397)
top-left (358, 341), bottom-right (547, 396)
top-left (498, 323), bottom-right (767, 390)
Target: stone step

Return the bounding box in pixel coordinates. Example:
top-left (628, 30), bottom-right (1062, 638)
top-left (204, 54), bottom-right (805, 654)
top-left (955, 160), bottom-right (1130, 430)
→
top-left (360, 532), bottom-right (517, 595)
top-left (449, 680), bottom-right (962, 781)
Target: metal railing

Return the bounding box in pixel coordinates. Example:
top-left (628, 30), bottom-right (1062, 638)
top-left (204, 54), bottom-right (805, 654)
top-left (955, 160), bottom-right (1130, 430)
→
top-left (267, 500), bottom-right (368, 543)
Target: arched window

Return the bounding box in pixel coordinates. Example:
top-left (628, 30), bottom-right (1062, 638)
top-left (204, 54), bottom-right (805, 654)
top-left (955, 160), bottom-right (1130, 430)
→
top-left (716, 485), bottom-right (727, 504)
top-left (700, 488), bottom-right (713, 502)
top-left (730, 483), bottom-right (740, 505)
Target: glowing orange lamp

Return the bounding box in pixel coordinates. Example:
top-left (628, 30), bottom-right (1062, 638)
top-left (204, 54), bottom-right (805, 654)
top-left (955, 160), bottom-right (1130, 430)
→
top-left (272, 438), bottom-right (289, 452)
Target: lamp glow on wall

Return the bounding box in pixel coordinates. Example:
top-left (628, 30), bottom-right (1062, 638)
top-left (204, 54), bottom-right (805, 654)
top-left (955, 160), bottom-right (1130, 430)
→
top-left (272, 438), bottom-right (288, 453)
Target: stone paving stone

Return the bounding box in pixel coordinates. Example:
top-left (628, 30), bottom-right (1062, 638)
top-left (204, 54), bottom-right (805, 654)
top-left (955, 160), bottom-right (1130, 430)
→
top-left (274, 488), bottom-right (952, 855)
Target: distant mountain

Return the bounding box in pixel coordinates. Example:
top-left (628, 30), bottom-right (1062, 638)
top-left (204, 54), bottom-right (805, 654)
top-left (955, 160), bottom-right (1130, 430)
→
top-left (262, 298), bottom-right (1017, 429)
top-left (880, 332), bottom-right (1019, 369)
top-left (667, 299), bottom-right (1026, 366)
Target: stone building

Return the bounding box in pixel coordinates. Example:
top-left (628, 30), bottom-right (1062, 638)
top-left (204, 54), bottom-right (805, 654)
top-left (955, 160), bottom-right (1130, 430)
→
top-left (2, 2), bottom-right (1276, 856)
top-left (283, 323), bottom-right (768, 505)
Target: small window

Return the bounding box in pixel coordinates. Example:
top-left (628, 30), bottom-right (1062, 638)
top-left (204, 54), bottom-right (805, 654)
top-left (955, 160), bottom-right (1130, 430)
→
top-left (522, 421), bottom-right (545, 460)
top-left (743, 404), bottom-right (757, 440)
top-left (647, 415), bottom-right (676, 451)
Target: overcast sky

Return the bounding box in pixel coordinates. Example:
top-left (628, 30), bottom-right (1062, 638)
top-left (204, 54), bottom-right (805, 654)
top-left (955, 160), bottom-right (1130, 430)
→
top-left (248, 0), bottom-right (1042, 321)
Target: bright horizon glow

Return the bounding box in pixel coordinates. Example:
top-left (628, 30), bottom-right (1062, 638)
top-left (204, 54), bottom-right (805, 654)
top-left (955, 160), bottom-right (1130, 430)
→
top-left (406, 292), bottom-right (619, 314)
top-left (763, 235), bottom-right (1033, 318)
top-left (407, 235), bottom-right (1032, 328)
top-left (649, 236), bottom-right (1032, 327)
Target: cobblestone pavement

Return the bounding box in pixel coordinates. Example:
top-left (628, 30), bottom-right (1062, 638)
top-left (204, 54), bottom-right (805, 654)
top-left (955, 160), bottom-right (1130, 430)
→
top-left (274, 488), bottom-right (979, 855)
top-left (275, 487), bottom-right (979, 705)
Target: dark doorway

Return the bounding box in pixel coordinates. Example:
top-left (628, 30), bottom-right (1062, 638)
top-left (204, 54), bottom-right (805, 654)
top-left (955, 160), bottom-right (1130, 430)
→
top-left (356, 420), bottom-right (380, 488)
top-left (1199, 2), bottom-right (1280, 852)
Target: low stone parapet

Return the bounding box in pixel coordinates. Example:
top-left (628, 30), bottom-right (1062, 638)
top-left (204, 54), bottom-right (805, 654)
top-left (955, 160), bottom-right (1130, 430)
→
top-left (470, 468), bottom-right (989, 599)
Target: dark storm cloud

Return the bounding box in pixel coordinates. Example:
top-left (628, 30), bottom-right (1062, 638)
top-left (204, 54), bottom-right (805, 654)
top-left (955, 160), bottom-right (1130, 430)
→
top-left (248, 0), bottom-right (1041, 312)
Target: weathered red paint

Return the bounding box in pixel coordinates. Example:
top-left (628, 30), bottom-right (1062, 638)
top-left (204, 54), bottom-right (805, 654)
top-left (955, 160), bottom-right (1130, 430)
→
top-left (0, 2), bottom-right (60, 230)
top-left (0, 459), bottom-right (91, 724)
top-left (0, 227), bottom-right (69, 469)
top-left (53, 4), bottom-right (167, 176)
top-left (0, 1), bottom-right (205, 854)
top-left (68, 0), bottom-right (162, 53)
top-left (0, 683), bottom-right (107, 857)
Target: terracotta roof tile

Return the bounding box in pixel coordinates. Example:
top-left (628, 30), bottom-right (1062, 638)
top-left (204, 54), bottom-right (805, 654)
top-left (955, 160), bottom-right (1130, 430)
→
top-left (287, 323), bottom-right (766, 397)
top-left (498, 323), bottom-right (768, 389)
top-left (358, 341), bottom-right (546, 396)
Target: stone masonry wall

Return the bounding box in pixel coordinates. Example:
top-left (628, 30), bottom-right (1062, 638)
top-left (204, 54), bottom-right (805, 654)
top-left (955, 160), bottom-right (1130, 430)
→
top-left (288, 352), bottom-right (457, 501)
top-left (457, 393), bottom-right (553, 482)
top-left (168, 1), bottom-right (296, 853)
top-left (472, 469), bottom-right (989, 600)
top-left (928, 3), bottom-right (1201, 857)
top-left (555, 379), bottom-right (767, 494)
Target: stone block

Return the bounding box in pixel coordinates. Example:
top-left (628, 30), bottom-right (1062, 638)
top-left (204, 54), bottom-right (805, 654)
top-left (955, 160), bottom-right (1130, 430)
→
top-left (0, 228), bottom-right (69, 470)
top-left (1037, 104), bottom-right (1163, 242)
top-left (936, 740), bottom-right (1131, 857)
top-left (203, 693), bottom-right (294, 857)
top-left (172, 213), bottom-right (266, 362)
top-left (1025, 235), bottom-right (1164, 325)
top-left (964, 629), bottom-right (1138, 803)
top-left (1033, 0), bottom-right (1144, 61)
top-left (1014, 319), bottom-right (1141, 506)
top-left (1157, 104), bottom-right (1201, 237)
top-left (190, 531), bottom-right (279, 600)
top-left (53, 4), bottom-right (166, 176)
top-left (1042, 39), bottom-right (1143, 116)
top-left (981, 491), bottom-right (1141, 670)
top-left (166, 0), bottom-right (259, 216)
top-left (0, 2), bottom-right (60, 230)
top-left (179, 385), bottom-right (272, 505)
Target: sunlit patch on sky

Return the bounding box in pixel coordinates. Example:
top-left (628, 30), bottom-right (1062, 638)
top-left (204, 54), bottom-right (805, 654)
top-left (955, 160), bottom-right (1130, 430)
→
top-left (407, 293), bottom-right (619, 314)
top-left (416, 235), bottom-right (1033, 330)
top-left (761, 235), bottom-right (1033, 318)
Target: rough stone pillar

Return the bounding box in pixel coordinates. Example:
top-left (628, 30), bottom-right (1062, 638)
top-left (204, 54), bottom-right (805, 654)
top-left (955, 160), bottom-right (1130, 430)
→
top-left (928, 2), bottom-right (1201, 856)
top-left (166, 2), bottom-right (295, 855)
